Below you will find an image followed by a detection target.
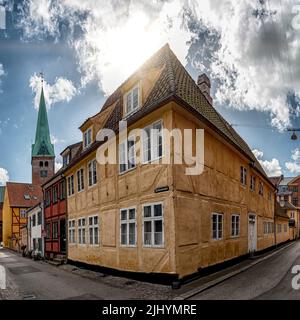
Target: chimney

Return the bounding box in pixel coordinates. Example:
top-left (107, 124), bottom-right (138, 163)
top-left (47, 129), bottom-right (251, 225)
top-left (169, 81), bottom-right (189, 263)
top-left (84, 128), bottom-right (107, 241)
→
top-left (197, 73), bottom-right (212, 105)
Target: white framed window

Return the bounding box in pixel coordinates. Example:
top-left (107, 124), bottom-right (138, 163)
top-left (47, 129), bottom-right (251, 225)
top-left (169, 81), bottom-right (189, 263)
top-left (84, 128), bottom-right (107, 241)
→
top-left (67, 175), bottom-right (74, 196)
top-left (265, 221), bottom-right (273, 234)
top-left (142, 120), bottom-right (163, 163)
top-left (63, 153), bottom-right (70, 167)
top-left (119, 136), bottom-right (136, 173)
top-left (78, 218), bottom-right (86, 244)
top-left (231, 214), bottom-right (240, 237)
top-left (291, 212), bottom-right (295, 219)
top-left (77, 168), bottom-right (84, 192)
top-left (68, 220), bottom-right (76, 243)
top-left (250, 176), bottom-right (255, 191)
top-left (212, 213), bottom-right (223, 240)
top-left (263, 221), bottom-right (267, 234)
top-left (20, 209), bottom-right (27, 219)
top-left (277, 224), bottom-right (282, 233)
top-left (89, 215), bottom-right (99, 245)
top-left (143, 203), bottom-right (164, 247)
top-left (124, 85), bottom-right (140, 115)
top-left (88, 159), bottom-right (97, 186)
top-left (240, 166), bottom-right (247, 185)
top-left (120, 208), bottom-right (136, 246)
top-left (84, 128), bottom-right (92, 149)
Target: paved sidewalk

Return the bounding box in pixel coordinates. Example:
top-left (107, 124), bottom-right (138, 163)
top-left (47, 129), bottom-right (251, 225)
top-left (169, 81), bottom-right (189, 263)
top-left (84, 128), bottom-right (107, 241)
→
top-left (174, 241), bottom-right (296, 300)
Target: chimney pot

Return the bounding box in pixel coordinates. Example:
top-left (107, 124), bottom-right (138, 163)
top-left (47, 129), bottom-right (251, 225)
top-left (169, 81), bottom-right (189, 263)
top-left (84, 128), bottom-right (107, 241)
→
top-left (197, 73), bottom-right (212, 104)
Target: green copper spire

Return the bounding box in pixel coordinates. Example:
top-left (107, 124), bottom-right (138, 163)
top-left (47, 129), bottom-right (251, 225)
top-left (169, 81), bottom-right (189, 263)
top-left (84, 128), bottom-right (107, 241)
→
top-left (32, 86), bottom-right (55, 157)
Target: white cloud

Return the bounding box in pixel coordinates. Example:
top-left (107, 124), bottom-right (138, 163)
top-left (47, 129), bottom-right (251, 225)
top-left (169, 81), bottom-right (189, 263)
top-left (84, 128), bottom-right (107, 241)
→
top-left (29, 74), bottom-right (77, 110)
top-left (285, 161), bottom-right (300, 174)
top-left (20, 0), bottom-right (192, 95)
top-left (19, 1), bottom-right (300, 129)
top-left (285, 148), bottom-right (300, 174)
top-left (252, 148), bottom-right (264, 159)
top-left (51, 134), bottom-right (65, 145)
top-left (259, 158), bottom-right (282, 177)
top-left (252, 148), bottom-right (282, 176)
top-left (55, 161), bottom-right (62, 173)
top-left (0, 167), bottom-right (9, 185)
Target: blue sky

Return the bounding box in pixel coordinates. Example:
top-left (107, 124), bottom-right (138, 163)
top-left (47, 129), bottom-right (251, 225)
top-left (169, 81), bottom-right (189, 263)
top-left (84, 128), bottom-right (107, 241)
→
top-left (0, 0), bottom-right (300, 184)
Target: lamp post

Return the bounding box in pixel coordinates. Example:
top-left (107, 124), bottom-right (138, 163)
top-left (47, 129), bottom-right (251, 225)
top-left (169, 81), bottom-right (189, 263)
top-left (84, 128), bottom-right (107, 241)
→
top-left (287, 128), bottom-right (300, 141)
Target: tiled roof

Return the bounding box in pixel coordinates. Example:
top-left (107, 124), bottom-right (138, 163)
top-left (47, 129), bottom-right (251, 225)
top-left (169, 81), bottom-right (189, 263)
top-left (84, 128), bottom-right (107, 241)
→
top-left (280, 201), bottom-right (298, 210)
top-left (60, 141), bottom-right (82, 156)
top-left (275, 202), bottom-right (289, 219)
top-left (0, 186), bottom-right (5, 203)
top-left (53, 43), bottom-right (273, 185)
top-left (6, 182), bottom-right (42, 208)
top-left (279, 177), bottom-right (294, 186)
top-left (269, 176), bottom-right (283, 187)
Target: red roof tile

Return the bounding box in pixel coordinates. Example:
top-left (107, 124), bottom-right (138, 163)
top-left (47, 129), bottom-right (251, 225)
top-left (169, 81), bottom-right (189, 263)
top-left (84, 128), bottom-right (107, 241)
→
top-left (6, 182), bottom-right (42, 208)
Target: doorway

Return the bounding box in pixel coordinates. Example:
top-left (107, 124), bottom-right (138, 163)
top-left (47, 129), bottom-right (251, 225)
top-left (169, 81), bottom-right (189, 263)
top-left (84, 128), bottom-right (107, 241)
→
top-left (248, 213), bottom-right (257, 253)
top-left (60, 219), bottom-right (66, 254)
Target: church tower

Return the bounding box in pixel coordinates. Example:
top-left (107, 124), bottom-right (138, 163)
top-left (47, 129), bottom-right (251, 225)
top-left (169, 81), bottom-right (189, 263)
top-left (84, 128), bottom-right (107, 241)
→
top-left (32, 78), bottom-right (55, 186)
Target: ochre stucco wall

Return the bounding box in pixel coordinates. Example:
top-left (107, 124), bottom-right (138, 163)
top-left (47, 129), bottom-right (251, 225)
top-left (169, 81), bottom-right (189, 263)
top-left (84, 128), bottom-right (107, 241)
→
top-left (67, 105), bottom-right (177, 275)
top-left (172, 105), bottom-right (276, 278)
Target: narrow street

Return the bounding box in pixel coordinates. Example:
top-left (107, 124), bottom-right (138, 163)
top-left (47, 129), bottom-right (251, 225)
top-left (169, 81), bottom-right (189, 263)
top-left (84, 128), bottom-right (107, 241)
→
top-left (2, 242), bottom-right (300, 300)
top-left (0, 249), bottom-right (172, 300)
top-left (189, 240), bottom-right (300, 300)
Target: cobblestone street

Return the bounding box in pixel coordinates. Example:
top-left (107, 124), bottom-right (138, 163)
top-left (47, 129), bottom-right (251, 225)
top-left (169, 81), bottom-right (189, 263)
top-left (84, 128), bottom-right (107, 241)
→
top-left (0, 249), bottom-right (174, 300)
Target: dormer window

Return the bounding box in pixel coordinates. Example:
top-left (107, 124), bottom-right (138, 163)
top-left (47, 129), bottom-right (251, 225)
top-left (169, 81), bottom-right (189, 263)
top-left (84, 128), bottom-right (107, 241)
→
top-left (125, 85), bottom-right (140, 116)
top-left (84, 128), bottom-right (92, 149)
top-left (63, 153), bottom-right (70, 167)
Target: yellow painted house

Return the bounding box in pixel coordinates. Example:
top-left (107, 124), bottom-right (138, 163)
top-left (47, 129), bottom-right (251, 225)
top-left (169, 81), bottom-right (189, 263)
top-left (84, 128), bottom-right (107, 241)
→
top-left (58, 44), bottom-right (276, 281)
top-left (2, 182), bottom-right (42, 250)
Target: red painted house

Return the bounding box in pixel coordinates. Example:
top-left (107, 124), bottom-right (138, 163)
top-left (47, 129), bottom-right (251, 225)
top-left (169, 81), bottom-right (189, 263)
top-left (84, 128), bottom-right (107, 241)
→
top-left (42, 142), bottom-right (82, 260)
top-left (43, 172), bottom-right (67, 259)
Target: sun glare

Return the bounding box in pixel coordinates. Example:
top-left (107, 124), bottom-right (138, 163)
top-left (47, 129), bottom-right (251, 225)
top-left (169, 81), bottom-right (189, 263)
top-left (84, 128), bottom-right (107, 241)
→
top-left (97, 11), bottom-right (164, 94)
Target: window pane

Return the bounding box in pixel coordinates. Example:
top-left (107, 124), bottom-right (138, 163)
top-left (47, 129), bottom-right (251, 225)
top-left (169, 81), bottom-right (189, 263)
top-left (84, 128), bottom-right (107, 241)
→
top-left (129, 223), bottom-right (135, 245)
top-left (143, 128), bottom-right (151, 162)
top-left (89, 228), bottom-right (93, 244)
top-left (89, 217), bottom-right (93, 225)
top-left (121, 210), bottom-right (127, 220)
top-left (126, 92), bottom-right (132, 113)
top-left (144, 221), bottom-right (152, 245)
top-left (94, 227), bottom-right (99, 244)
top-left (154, 220), bottom-right (162, 233)
top-left (121, 224), bottom-right (127, 244)
top-left (128, 139), bottom-right (135, 169)
top-left (132, 87), bottom-right (139, 110)
top-left (129, 209), bottom-right (135, 220)
top-left (143, 206), bottom-right (151, 218)
top-left (94, 216), bottom-right (98, 225)
top-left (82, 229), bottom-right (85, 244)
top-left (154, 232), bottom-right (162, 246)
top-left (119, 142), bottom-right (126, 172)
top-left (154, 204), bottom-right (162, 217)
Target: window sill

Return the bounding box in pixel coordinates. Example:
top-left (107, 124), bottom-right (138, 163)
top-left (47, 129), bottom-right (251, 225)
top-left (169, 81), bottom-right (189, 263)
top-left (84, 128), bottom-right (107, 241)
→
top-left (142, 245), bottom-right (165, 249)
top-left (120, 244), bottom-right (137, 248)
top-left (123, 107), bottom-right (140, 120)
top-left (88, 184), bottom-right (98, 190)
top-left (119, 166), bottom-right (136, 176)
top-left (141, 155), bottom-right (164, 166)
